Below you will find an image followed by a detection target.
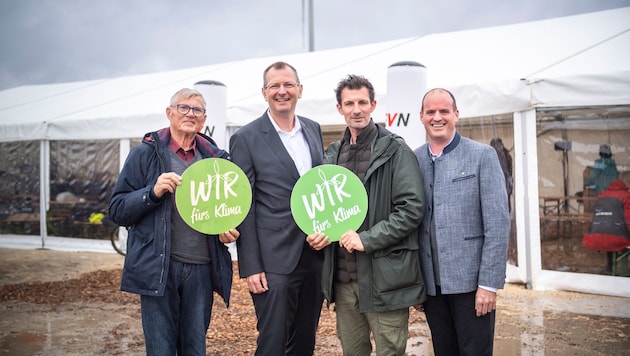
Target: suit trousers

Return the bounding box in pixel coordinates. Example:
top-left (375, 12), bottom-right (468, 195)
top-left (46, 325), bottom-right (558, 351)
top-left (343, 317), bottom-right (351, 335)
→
top-left (424, 287), bottom-right (495, 356)
top-left (251, 244), bottom-right (323, 356)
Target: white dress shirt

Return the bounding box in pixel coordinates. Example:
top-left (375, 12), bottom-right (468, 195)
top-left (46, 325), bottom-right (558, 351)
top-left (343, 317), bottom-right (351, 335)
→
top-left (268, 111), bottom-right (313, 176)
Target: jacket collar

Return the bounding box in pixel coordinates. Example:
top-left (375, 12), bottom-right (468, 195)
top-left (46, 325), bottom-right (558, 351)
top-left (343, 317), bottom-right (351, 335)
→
top-left (426, 132), bottom-right (461, 159)
top-left (144, 127), bottom-right (224, 158)
top-left (342, 118), bottom-right (379, 145)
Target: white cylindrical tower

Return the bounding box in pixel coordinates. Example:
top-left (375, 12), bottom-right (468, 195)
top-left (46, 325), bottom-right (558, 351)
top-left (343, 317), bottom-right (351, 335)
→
top-left (193, 80), bottom-right (228, 150)
top-left (385, 61), bottom-right (427, 149)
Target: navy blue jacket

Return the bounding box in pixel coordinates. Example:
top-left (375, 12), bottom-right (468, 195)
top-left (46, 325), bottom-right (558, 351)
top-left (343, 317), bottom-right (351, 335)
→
top-left (109, 128), bottom-right (233, 306)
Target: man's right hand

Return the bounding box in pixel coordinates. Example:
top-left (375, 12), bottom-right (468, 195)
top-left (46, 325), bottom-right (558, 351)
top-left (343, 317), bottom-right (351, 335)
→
top-left (153, 172), bottom-right (182, 198)
top-left (246, 272), bottom-right (269, 294)
top-left (306, 232), bottom-right (331, 251)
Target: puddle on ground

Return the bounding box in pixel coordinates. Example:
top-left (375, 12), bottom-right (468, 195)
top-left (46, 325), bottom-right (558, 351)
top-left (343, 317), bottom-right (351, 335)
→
top-left (0, 332), bottom-right (46, 355)
top-left (404, 306), bottom-right (630, 356)
top-left (406, 334), bottom-right (434, 355)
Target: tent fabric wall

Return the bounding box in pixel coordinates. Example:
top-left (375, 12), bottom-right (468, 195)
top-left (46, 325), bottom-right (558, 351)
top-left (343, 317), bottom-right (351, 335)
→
top-left (530, 72), bottom-right (630, 108)
top-left (1, 7), bottom-right (629, 142)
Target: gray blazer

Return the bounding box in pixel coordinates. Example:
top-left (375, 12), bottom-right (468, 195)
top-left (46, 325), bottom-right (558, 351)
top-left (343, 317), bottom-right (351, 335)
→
top-left (414, 133), bottom-right (510, 296)
top-left (229, 112), bottom-right (324, 277)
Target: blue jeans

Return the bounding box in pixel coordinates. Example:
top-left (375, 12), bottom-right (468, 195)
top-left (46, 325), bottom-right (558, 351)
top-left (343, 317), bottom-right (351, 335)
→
top-left (140, 260), bottom-right (214, 356)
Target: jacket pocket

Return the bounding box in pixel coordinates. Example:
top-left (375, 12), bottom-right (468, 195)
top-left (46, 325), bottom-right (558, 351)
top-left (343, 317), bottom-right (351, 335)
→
top-left (452, 174), bottom-right (476, 182)
top-left (372, 249), bottom-right (420, 294)
top-left (463, 235), bottom-right (484, 241)
top-left (126, 223), bottom-right (157, 257)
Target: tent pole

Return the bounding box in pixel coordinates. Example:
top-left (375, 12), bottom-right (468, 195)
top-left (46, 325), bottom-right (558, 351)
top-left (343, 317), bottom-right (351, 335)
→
top-left (39, 140), bottom-right (50, 249)
top-left (308, 0), bottom-right (314, 52)
top-left (119, 139), bottom-right (130, 172)
top-left (513, 109), bottom-right (541, 290)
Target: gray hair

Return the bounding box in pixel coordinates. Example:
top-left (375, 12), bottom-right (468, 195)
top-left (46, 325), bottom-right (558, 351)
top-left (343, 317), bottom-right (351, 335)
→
top-left (170, 88), bottom-right (206, 107)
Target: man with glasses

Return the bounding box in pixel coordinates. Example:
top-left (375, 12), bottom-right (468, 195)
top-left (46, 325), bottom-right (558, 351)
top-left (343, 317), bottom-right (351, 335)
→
top-left (110, 88), bottom-right (239, 355)
top-left (229, 61), bottom-right (325, 355)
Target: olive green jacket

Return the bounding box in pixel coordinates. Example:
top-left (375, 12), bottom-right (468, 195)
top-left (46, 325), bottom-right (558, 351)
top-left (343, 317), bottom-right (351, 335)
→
top-left (322, 123), bottom-right (426, 312)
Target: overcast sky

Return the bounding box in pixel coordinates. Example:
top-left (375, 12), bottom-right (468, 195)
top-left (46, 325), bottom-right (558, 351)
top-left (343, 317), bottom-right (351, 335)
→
top-left (0, 0), bottom-right (628, 91)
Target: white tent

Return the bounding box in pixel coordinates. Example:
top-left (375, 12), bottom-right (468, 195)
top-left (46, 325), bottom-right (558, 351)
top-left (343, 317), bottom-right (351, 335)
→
top-left (1, 7), bottom-right (630, 297)
top-left (1, 7), bottom-right (629, 142)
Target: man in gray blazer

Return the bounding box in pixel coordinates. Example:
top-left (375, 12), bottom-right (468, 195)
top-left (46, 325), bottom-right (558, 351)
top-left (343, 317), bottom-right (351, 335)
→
top-left (229, 61), bottom-right (324, 355)
top-left (414, 88), bottom-right (510, 356)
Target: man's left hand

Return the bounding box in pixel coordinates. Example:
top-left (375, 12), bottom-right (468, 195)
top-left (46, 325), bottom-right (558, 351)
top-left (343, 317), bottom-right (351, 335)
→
top-left (339, 231), bottom-right (364, 253)
top-left (475, 287), bottom-right (497, 317)
top-left (219, 228), bottom-right (240, 244)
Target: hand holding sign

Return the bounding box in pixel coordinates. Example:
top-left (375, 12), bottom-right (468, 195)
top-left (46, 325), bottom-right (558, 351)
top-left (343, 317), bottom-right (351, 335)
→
top-left (291, 165), bottom-right (368, 242)
top-left (175, 158), bottom-right (252, 234)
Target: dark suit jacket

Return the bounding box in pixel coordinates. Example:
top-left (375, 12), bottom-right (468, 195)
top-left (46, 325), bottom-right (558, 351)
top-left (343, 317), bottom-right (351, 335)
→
top-left (229, 111), bottom-right (324, 278)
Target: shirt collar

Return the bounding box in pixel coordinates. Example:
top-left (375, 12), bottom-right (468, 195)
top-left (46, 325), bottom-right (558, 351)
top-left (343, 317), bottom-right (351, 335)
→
top-left (267, 109), bottom-right (301, 135)
top-left (428, 132), bottom-right (460, 160)
top-left (168, 136), bottom-right (197, 152)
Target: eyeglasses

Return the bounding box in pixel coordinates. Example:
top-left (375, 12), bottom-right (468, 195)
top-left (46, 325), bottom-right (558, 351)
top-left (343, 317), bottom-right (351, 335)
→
top-left (264, 82), bottom-right (299, 91)
top-left (172, 104), bottom-right (206, 117)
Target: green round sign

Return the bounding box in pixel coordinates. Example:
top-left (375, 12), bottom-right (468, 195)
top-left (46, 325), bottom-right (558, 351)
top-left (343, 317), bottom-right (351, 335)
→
top-left (175, 158), bottom-right (252, 234)
top-left (291, 164), bottom-right (368, 242)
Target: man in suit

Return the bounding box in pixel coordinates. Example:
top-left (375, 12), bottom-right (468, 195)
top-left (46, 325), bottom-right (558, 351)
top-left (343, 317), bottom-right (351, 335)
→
top-left (413, 88), bottom-right (510, 356)
top-left (229, 61), bottom-right (324, 355)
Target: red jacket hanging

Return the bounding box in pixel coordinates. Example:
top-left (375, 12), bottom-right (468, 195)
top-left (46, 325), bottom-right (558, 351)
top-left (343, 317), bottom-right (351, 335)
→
top-left (583, 179), bottom-right (630, 252)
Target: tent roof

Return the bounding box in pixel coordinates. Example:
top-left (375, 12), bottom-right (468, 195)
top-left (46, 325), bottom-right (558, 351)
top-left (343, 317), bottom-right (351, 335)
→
top-left (1, 7), bottom-right (629, 142)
